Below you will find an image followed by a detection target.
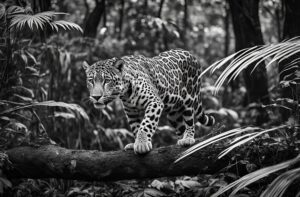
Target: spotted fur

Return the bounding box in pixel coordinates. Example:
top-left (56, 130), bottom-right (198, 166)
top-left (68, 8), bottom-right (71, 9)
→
top-left (83, 49), bottom-right (215, 154)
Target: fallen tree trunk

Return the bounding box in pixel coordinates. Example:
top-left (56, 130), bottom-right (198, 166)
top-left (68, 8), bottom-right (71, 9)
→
top-left (4, 141), bottom-right (228, 181)
top-left (4, 140), bottom-right (295, 182)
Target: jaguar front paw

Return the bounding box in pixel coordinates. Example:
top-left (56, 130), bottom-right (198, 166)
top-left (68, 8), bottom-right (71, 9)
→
top-left (134, 141), bottom-right (152, 154)
top-left (177, 137), bottom-right (195, 146)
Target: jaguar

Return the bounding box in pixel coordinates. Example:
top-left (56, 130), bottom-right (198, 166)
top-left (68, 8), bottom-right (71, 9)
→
top-left (83, 49), bottom-right (215, 154)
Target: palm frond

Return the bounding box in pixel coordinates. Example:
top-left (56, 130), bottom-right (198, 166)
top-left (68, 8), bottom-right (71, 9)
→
top-left (201, 38), bottom-right (300, 94)
top-left (260, 167), bottom-right (300, 197)
top-left (211, 155), bottom-right (300, 197)
top-left (218, 125), bottom-right (287, 158)
top-left (0, 100), bottom-right (89, 121)
top-left (9, 11), bottom-right (56, 30)
top-left (175, 125), bottom-right (286, 163)
top-left (9, 11), bottom-right (82, 33)
top-left (49, 20), bottom-right (83, 33)
top-left (175, 127), bottom-right (260, 163)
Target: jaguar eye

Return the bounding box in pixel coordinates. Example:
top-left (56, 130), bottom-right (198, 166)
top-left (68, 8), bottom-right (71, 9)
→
top-left (87, 78), bottom-right (94, 84)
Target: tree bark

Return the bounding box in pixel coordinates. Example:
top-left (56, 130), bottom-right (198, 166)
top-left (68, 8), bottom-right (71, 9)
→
top-left (4, 140), bottom-right (296, 182)
top-left (118, 0), bottom-right (124, 39)
top-left (157, 0), bottom-right (164, 18)
top-left (228, 0), bottom-right (270, 124)
top-left (83, 0), bottom-right (105, 38)
top-left (102, 0), bottom-right (106, 28)
top-left (4, 142), bottom-right (228, 181)
top-left (279, 0), bottom-right (300, 121)
top-left (182, 0), bottom-right (189, 46)
top-left (224, 0), bottom-right (239, 92)
top-left (183, 0), bottom-right (188, 30)
top-left (143, 0), bottom-right (148, 15)
top-left (224, 0), bottom-right (230, 57)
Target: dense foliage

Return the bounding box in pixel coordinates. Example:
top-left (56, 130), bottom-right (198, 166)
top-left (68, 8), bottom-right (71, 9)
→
top-left (0, 0), bottom-right (299, 196)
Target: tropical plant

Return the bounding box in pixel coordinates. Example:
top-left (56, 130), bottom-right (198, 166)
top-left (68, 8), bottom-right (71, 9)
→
top-left (0, 3), bottom-right (85, 151)
top-left (211, 155), bottom-right (300, 197)
top-left (176, 39), bottom-right (300, 197)
top-left (200, 38), bottom-right (300, 94)
top-left (6, 8), bottom-right (82, 33)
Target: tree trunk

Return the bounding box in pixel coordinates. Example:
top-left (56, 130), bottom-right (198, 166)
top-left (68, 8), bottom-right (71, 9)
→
top-left (228, 0), bottom-right (270, 124)
top-left (274, 4), bottom-right (282, 41)
top-left (279, 0), bottom-right (300, 121)
top-left (102, 0), bottom-right (106, 28)
top-left (4, 143), bottom-right (226, 181)
top-left (182, 0), bottom-right (189, 46)
top-left (143, 0), bottom-right (148, 15)
top-left (183, 0), bottom-right (188, 30)
top-left (4, 140), bottom-right (296, 182)
top-left (224, 0), bottom-right (230, 57)
top-left (83, 0), bottom-right (105, 38)
top-left (157, 0), bottom-right (164, 18)
top-left (83, 0), bottom-right (90, 26)
top-left (118, 0), bottom-right (124, 39)
top-left (224, 0), bottom-right (239, 92)
top-left (156, 0), bottom-right (167, 51)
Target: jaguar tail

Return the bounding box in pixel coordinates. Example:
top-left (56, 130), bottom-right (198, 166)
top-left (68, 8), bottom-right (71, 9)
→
top-left (198, 112), bottom-right (215, 126)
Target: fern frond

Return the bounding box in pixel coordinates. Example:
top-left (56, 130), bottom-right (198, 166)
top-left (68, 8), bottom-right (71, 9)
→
top-left (211, 155), bottom-right (300, 197)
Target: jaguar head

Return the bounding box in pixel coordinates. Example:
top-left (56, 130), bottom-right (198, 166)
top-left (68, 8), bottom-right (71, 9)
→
top-left (82, 58), bottom-right (125, 109)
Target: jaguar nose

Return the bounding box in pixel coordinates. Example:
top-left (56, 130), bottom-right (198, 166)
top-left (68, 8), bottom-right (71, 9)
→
top-left (92, 96), bottom-right (101, 101)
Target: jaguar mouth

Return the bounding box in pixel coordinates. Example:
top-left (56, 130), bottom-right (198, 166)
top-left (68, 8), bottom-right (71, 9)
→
top-left (94, 102), bottom-right (106, 109)
top-left (93, 96), bottom-right (115, 109)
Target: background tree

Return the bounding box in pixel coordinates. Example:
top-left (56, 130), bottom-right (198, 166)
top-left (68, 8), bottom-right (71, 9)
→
top-left (228, 0), bottom-right (270, 124)
top-left (84, 0), bottom-right (106, 37)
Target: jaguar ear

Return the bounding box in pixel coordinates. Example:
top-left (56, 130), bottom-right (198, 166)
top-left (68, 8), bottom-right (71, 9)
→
top-left (82, 61), bottom-right (90, 71)
top-left (113, 58), bottom-right (124, 73)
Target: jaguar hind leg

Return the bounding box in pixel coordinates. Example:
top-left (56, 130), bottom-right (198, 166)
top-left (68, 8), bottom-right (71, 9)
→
top-left (177, 108), bottom-right (196, 146)
top-left (168, 108), bottom-right (196, 146)
top-left (177, 126), bottom-right (195, 146)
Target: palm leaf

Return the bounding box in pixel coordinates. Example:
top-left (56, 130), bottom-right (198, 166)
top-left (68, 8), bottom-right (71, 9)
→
top-left (201, 38), bottom-right (300, 94)
top-left (218, 125), bottom-right (287, 158)
top-left (9, 11), bottom-right (56, 30)
top-left (175, 127), bottom-right (260, 163)
top-left (211, 155), bottom-right (300, 197)
top-left (9, 11), bottom-right (82, 33)
top-left (0, 100), bottom-right (89, 121)
top-left (260, 167), bottom-right (300, 197)
top-left (175, 125), bottom-right (286, 163)
top-left (49, 20), bottom-right (83, 33)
